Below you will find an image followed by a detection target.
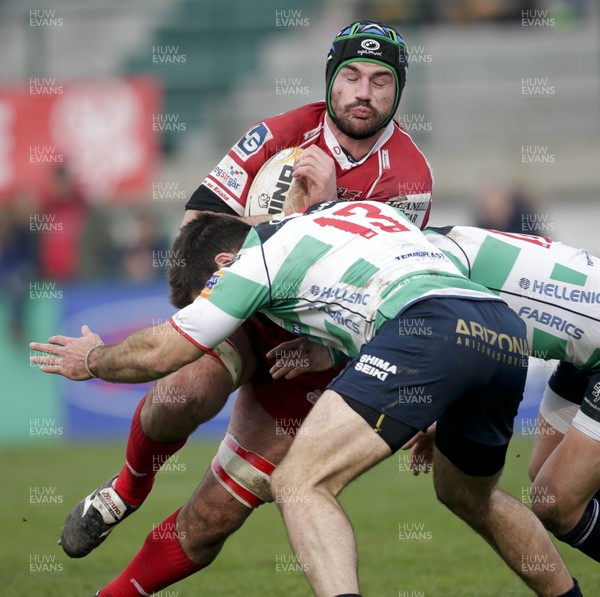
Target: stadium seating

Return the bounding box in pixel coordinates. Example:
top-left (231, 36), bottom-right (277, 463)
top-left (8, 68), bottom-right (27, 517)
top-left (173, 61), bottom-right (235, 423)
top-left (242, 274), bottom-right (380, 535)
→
top-left (123, 0), bottom-right (321, 152)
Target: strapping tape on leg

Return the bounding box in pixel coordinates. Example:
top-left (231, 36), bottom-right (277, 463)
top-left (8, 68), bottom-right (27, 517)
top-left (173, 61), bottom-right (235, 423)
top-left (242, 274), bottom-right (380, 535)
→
top-left (539, 386), bottom-right (580, 435)
top-left (211, 433), bottom-right (276, 509)
top-left (572, 409), bottom-right (600, 442)
top-left (205, 340), bottom-right (243, 388)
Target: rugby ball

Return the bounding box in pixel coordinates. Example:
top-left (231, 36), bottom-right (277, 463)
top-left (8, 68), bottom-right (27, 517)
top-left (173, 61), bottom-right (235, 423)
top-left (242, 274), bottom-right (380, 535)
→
top-left (245, 147), bottom-right (304, 216)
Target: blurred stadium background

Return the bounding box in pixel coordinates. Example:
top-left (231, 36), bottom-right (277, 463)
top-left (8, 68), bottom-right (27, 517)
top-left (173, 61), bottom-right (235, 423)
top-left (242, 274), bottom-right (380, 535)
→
top-left (1, 0), bottom-right (599, 594)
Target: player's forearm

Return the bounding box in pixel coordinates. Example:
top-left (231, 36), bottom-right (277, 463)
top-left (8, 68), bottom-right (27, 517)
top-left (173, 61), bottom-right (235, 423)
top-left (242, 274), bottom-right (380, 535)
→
top-left (241, 214), bottom-right (273, 226)
top-left (87, 343), bottom-right (162, 383)
top-left (87, 325), bottom-right (201, 383)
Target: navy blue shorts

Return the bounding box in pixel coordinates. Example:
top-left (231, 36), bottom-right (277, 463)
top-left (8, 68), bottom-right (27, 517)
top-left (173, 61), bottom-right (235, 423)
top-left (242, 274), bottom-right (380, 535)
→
top-left (548, 361), bottom-right (590, 405)
top-left (329, 298), bottom-right (529, 476)
top-left (580, 372), bottom-right (600, 424)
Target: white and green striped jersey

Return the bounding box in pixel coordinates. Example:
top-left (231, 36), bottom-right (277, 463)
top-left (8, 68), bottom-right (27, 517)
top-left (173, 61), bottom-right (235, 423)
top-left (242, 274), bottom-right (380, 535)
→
top-left (170, 202), bottom-right (497, 358)
top-left (425, 226), bottom-right (600, 369)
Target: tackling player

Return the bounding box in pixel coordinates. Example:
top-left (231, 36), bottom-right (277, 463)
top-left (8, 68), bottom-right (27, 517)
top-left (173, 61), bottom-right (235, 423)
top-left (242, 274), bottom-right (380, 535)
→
top-left (51, 20), bottom-right (434, 594)
top-left (418, 226), bottom-right (600, 563)
top-left (31, 202), bottom-right (580, 597)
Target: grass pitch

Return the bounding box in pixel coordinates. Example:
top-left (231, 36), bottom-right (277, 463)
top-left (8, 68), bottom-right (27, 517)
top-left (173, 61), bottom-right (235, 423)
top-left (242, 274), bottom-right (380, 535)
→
top-left (5, 438), bottom-right (598, 596)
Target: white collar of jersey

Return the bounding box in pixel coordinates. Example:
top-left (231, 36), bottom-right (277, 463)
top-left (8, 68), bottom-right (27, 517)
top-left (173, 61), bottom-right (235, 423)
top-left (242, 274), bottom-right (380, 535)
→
top-left (323, 116), bottom-right (395, 171)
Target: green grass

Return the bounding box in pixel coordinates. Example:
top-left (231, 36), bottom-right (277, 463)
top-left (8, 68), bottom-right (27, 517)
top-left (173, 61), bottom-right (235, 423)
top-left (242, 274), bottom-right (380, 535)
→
top-left (5, 439), bottom-right (598, 596)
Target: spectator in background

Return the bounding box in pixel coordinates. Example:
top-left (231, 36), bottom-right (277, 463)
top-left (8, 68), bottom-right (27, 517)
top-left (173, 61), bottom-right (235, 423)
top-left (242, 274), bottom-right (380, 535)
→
top-left (0, 194), bottom-right (38, 343)
top-left (79, 205), bottom-right (118, 281)
top-left (38, 165), bottom-right (87, 282)
top-left (117, 211), bottom-right (170, 283)
top-left (473, 181), bottom-right (543, 234)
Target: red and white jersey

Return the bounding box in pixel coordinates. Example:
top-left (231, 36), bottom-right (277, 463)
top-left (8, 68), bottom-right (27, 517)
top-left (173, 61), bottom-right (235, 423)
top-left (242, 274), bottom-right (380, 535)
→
top-left (187, 101), bottom-right (433, 228)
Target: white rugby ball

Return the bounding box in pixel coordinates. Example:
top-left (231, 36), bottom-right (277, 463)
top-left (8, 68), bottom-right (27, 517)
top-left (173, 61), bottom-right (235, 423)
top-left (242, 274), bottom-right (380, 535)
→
top-left (245, 147), bottom-right (303, 216)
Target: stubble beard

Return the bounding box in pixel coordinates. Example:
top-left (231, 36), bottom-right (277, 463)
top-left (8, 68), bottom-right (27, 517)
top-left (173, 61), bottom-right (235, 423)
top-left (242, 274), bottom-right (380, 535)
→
top-left (331, 100), bottom-right (389, 138)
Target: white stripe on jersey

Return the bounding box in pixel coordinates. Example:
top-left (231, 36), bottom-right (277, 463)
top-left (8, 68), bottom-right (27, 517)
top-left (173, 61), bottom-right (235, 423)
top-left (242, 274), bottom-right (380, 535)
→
top-left (394, 121), bottom-right (435, 190)
top-left (172, 298), bottom-right (244, 351)
top-left (365, 151), bottom-right (384, 198)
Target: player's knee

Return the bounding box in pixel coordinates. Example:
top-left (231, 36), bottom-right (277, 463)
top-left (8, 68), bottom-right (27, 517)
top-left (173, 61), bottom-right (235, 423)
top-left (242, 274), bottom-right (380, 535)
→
top-left (147, 386), bottom-right (197, 416)
top-left (532, 500), bottom-right (557, 532)
top-left (141, 392), bottom-right (197, 442)
top-left (273, 463), bottom-right (346, 507)
top-left (270, 464), bottom-right (295, 497)
top-left (271, 463), bottom-right (312, 506)
top-left (145, 379), bottom-right (224, 432)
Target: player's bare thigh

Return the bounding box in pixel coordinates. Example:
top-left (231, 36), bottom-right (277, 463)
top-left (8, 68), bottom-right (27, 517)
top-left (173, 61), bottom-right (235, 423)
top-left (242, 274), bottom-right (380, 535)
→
top-left (142, 326), bottom-right (257, 441)
top-left (530, 362), bottom-right (589, 482)
top-left (226, 383), bottom-right (295, 464)
top-left (531, 424), bottom-right (600, 533)
top-left (272, 390), bottom-right (391, 494)
top-left (529, 414), bottom-right (564, 482)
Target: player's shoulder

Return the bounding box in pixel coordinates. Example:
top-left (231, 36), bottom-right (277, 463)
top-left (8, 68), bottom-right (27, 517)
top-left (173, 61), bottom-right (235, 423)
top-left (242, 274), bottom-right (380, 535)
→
top-left (387, 120), bottom-right (426, 150)
top-left (379, 120), bottom-right (432, 174)
top-left (263, 101), bottom-right (325, 139)
top-left (252, 212), bottom-right (304, 245)
top-left (434, 225), bottom-right (510, 248)
top-left (267, 101), bottom-right (325, 122)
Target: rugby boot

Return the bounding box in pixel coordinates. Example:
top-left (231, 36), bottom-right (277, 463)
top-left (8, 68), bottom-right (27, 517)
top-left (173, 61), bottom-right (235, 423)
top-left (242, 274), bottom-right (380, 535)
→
top-left (59, 475), bottom-right (138, 558)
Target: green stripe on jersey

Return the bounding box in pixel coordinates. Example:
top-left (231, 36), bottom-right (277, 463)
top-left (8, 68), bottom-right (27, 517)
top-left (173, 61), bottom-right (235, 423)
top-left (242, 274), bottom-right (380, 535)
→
top-left (268, 236), bottom-right (333, 334)
top-left (531, 328), bottom-right (567, 361)
top-left (471, 237), bottom-right (521, 295)
top-left (442, 251), bottom-right (468, 276)
top-left (241, 228), bottom-right (261, 249)
top-left (270, 236), bottom-right (333, 302)
top-left (209, 272), bottom-right (269, 318)
top-left (550, 263), bottom-right (587, 287)
top-left (324, 320), bottom-right (357, 357)
top-left (340, 258), bottom-right (380, 287)
top-left (583, 348), bottom-right (600, 370)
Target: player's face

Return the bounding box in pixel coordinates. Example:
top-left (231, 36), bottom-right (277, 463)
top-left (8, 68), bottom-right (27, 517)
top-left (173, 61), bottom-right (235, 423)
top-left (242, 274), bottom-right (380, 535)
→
top-left (330, 61), bottom-right (396, 137)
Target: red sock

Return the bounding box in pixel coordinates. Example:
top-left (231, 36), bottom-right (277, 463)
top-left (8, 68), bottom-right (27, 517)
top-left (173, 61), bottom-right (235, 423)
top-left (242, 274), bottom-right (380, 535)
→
top-left (114, 394), bottom-right (187, 506)
top-left (98, 508), bottom-right (203, 596)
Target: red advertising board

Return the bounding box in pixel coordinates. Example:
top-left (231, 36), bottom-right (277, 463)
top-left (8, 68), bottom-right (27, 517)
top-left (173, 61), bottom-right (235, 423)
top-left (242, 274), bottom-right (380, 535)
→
top-left (0, 77), bottom-right (161, 204)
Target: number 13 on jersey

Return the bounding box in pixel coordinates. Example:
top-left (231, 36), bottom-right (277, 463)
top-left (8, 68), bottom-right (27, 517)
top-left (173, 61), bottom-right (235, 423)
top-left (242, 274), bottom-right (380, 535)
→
top-left (313, 203), bottom-right (409, 239)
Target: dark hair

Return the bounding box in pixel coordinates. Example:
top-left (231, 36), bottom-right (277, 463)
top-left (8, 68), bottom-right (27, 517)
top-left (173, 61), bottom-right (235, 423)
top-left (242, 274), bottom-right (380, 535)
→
top-left (168, 213), bottom-right (251, 308)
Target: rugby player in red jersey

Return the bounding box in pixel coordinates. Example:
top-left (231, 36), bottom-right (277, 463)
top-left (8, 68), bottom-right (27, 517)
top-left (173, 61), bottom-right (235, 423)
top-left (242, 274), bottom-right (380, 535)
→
top-left (55, 21), bottom-right (434, 595)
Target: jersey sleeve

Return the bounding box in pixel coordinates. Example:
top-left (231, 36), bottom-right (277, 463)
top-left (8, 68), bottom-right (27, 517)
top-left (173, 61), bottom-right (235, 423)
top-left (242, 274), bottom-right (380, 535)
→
top-left (169, 233), bottom-right (272, 349)
top-left (185, 185), bottom-right (238, 215)
top-left (185, 115), bottom-right (297, 216)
